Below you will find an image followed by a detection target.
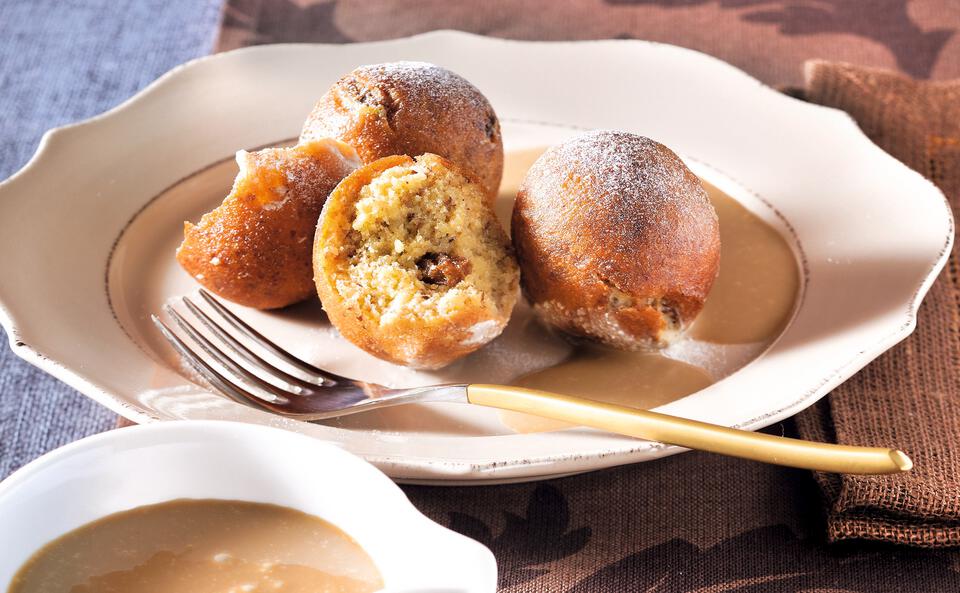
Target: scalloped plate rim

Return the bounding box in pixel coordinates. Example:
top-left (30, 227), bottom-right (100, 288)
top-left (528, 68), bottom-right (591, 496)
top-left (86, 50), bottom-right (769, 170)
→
top-left (0, 31), bottom-right (952, 482)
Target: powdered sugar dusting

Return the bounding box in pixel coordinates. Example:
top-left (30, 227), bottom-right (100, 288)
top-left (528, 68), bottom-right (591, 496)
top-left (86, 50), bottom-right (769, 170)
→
top-left (301, 61), bottom-right (497, 151)
top-left (520, 130), bottom-right (714, 248)
top-left (353, 61), bottom-right (490, 112)
top-left (533, 299), bottom-right (648, 350)
top-left (461, 319), bottom-right (502, 346)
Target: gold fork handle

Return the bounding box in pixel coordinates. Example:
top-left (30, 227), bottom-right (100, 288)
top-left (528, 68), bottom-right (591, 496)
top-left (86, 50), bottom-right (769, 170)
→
top-left (466, 384), bottom-right (911, 475)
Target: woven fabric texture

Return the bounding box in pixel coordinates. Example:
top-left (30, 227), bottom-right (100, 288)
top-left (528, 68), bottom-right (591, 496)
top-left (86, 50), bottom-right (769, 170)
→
top-left (0, 0), bottom-right (223, 479)
top-left (794, 61), bottom-right (960, 546)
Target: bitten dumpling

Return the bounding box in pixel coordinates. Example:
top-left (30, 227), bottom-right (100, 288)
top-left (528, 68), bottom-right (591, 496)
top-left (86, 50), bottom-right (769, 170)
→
top-left (177, 139), bottom-right (360, 309)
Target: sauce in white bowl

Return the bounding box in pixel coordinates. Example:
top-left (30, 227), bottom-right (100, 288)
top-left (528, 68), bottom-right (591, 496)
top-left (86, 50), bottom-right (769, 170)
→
top-left (9, 499), bottom-right (383, 593)
top-left (0, 421), bottom-right (496, 592)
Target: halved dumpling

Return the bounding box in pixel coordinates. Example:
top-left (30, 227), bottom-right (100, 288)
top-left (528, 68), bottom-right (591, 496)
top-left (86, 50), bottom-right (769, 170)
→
top-left (315, 153), bottom-right (519, 369)
top-left (177, 139), bottom-right (360, 309)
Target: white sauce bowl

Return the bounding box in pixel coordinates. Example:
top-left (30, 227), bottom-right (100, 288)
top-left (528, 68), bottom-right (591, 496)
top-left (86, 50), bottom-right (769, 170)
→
top-left (0, 421), bottom-right (497, 592)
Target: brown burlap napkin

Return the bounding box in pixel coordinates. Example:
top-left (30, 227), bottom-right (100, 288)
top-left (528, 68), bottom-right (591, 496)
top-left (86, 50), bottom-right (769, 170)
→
top-left (793, 61), bottom-right (960, 547)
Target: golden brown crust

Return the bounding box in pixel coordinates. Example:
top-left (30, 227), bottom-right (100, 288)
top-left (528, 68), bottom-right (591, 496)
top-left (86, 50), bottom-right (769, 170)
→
top-left (300, 62), bottom-right (503, 201)
top-left (511, 131), bottom-right (721, 348)
top-left (176, 140), bottom-right (360, 309)
top-left (314, 154), bottom-right (519, 369)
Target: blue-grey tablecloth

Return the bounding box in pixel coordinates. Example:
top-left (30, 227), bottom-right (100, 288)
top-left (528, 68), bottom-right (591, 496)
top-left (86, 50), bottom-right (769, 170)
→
top-left (0, 0), bottom-right (223, 479)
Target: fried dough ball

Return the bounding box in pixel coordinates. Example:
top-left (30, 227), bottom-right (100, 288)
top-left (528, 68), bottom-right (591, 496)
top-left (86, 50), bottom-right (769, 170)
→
top-left (177, 139), bottom-right (360, 309)
top-left (314, 153), bottom-right (519, 369)
top-left (511, 131), bottom-right (721, 348)
top-left (300, 61), bottom-right (503, 200)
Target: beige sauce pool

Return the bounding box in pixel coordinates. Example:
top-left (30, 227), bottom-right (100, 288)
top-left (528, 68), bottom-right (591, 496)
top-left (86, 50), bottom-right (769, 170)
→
top-left (8, 500), bottom-right (383, 593)
top-left (505, 349), bottom-right (714, 433)
top-left (497, 148), bottom-right (799, 433)
top-left (691, 182), bottom-right (799, 344)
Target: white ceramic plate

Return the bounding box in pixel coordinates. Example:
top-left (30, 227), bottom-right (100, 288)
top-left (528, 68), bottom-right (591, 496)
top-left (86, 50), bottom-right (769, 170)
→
top-left (0, 32), bottom-right (951, 483)
top-left (0, 421), bottom-right (497, 591)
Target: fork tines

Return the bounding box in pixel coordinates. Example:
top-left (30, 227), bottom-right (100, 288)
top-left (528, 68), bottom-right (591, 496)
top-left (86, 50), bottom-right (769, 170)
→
top-left (152, 290), bottom-right (335, 408)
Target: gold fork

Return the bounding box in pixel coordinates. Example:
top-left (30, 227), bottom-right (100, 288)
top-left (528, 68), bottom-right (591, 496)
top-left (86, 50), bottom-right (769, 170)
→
top-left (153, 289), bottom-right (911, 475)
